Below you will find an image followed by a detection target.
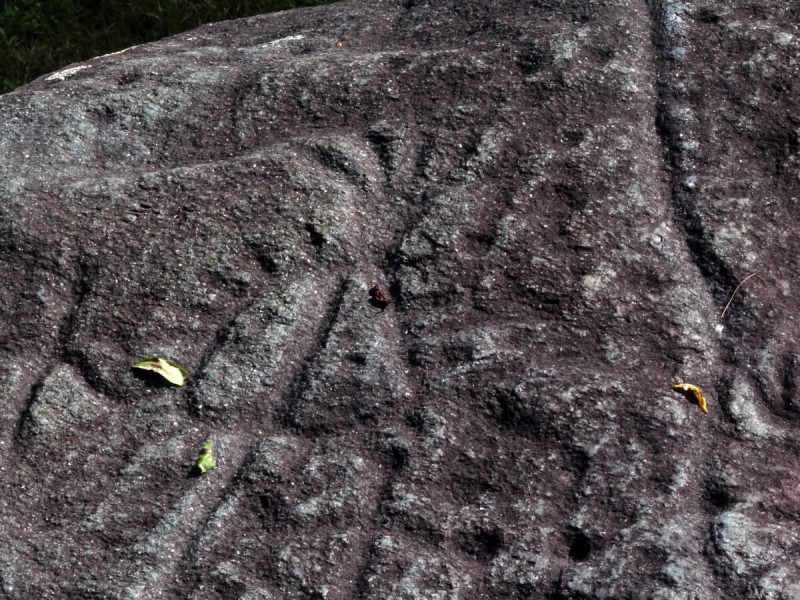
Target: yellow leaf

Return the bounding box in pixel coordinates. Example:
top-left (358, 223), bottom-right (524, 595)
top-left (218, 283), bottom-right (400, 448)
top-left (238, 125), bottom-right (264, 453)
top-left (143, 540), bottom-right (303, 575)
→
top-left (672, 383), bottom-right (708, 414)
top-left (132, 357), bottom-right (188, 387)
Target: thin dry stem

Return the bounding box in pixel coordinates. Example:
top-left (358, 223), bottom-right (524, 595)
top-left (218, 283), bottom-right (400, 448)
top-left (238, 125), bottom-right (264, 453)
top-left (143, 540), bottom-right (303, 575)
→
top-left (721, 272), bottom-right (764, 318)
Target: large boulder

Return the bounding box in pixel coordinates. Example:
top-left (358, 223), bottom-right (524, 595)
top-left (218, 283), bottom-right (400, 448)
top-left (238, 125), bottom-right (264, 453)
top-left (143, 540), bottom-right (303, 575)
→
top-left (0, 0), bottom-right (798, 597)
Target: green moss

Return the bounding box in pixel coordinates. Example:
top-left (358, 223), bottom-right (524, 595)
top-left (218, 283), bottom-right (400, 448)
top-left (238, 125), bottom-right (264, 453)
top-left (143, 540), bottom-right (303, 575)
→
top-left (0, 0), bottom-right (338, 94)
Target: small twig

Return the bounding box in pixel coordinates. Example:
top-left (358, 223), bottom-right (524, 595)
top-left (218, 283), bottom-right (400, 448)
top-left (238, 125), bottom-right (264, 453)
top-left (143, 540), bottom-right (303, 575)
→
top-left (721, 272), bottom-right (764, 318)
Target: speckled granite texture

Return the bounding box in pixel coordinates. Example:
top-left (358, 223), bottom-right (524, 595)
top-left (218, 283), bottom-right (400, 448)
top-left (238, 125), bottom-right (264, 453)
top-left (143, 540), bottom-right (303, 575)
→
top-left (0, 0), bottom-right (798, 597)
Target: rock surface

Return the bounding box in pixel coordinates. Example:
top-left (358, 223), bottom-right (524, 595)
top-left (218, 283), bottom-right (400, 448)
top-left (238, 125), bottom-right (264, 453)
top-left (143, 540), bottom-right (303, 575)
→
top-left (0, 0), bottom-right (799, 597)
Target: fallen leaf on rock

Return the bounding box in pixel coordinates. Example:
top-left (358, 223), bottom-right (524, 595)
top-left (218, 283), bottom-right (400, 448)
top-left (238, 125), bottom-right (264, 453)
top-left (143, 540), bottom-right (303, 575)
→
top-left (672, 383), bottom-right (708, 414)
top-left (132, 357), bottom-right (188, 386)
top-left (195, 440), bottom-right (216, 474)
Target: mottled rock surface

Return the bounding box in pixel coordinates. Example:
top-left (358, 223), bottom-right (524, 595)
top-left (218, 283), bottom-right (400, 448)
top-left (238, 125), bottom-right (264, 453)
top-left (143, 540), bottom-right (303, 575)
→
top-left (0, 0), bottom-right (799, 598)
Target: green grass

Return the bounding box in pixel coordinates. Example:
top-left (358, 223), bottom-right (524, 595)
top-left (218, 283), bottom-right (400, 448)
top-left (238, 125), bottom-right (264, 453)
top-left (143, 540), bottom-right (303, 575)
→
top-left (0, 0), bottom-right (338, 94)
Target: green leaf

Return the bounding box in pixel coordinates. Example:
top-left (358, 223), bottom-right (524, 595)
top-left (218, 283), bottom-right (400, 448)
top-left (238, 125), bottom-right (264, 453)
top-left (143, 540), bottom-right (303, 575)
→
top-left (196, 440), bottom-right (216, 474)
top-left (132, 357), bottom-right (188, 386)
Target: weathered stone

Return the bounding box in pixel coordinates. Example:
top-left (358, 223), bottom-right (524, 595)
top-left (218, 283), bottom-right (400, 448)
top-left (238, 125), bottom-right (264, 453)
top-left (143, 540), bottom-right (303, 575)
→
top-left (21, 364), bottom-right (109, 440)
top-left (0, 0), bottom-right (798, 597)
